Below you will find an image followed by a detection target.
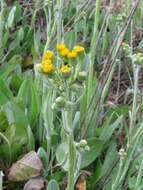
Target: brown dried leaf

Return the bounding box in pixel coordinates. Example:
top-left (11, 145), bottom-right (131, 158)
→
top-left (24, 177), bottom-right (45, 190)
top-left (76, 175), bottom-right (86, 190)
top-left (8, 151), bottom-right (43, 182)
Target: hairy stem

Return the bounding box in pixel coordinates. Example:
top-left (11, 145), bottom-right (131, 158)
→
top-left (62, 110), bottom-right (76, 190)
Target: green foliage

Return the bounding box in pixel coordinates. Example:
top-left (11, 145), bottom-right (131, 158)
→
top-left (47, 179), bottom-right (60, 190)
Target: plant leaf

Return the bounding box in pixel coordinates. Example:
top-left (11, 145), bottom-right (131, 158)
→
top-left (47, 179), bottom-right (59, 190)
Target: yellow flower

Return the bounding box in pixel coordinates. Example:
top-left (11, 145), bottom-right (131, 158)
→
top-left (60, 65), bottom-right (72, 75)
top-left (59, 48), bottom-right (70, 57)
top-left (42, 51), bottom-right (54, 61)
top-left (67, 51), bottom-right (77, 59)
top-left (73, 45), bottom-right (85, 54)
top-left (57, 44), bottom-right (66, 51)
top-left (41, 63), bottom-right (54, 74)
top-left (41, 59), bottom-right (52, 65)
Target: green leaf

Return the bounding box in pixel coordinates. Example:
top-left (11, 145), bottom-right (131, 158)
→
top-left (80, 138), bottom-right (104, 169)
top-left (37, 147), bottom-right (49, 169)
top-left (0, 110), bottom-right (8, 132)
top-left (0, 132), bottom-right (12, 166)
top-left (56, 142), bottom-right (68, 171)
top-left (17, 27), bottom-right (24, 42)
top-left (29, 84), bottom-right (40, 126)
top-left (65, 30), bottom-right (76, 49)
top-left (34, 29), bottom-right (41, 56)
top-left (27, 125), bottom-right (35, 151)
top-left (47, 179), bottom-right (59, 190)
top-left (0, 57), bottom-right (22, 80)
top-left (10, 74), bottom-right (23, 93)
top-left (18, 79), bottom-right (40, 126)
top-left (100, 141), bottom-right (118, 179)
top-left (87, 160), bottom-right (102, 189)
top-left (18, 79), bottom-right (30, 99)
top-left (0, 79), bottom-right (13, 105)
top-left (3, 101), bottom-right (28, 128)
top-left (99, 115), bottom-right (123, 143)
top-left (7, 6), bottom-right (16, 28)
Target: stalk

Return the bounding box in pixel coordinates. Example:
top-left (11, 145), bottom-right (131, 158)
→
top-left (111, 158), bottom-right (124, 190)
top-left (62, 110), bottom-right (76, 190)
top-left (129, 65), bottom-right (140, 136)
top-left (135, 159), bottom-right (143, 189)
top-left (67, 134), bottom-right (76, 190)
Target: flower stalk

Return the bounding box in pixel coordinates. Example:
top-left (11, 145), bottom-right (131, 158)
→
top-left (129, 64), bottom-right (140, 135)
top-left (62, 109), bottom-right (76, 190)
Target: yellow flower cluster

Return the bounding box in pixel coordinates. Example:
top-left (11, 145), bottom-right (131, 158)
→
top-left (73, 45), bottom-right (85, 54)
top-left (57, 43), bottom-right (85, 59)
top-left (60, 65), bottom-right (72, 74)
top-left (39, 44), bottom-right (85, 76)
top-left (41, 51), bottom-right (54, 74)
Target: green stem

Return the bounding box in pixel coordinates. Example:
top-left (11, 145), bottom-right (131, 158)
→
top-left (135, 159), bottom-right (143, 189)
top-left (66, 134), bottom-right (76, 190)
top-left (111, 158), bottom-right (124, 190)
top-left (130, 65), bottom-right (140, 136)
top-left (62, 110), bottom-right (76, 190)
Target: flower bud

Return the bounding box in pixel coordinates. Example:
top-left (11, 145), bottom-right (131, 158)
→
top-left (77, 71), bottom-right (87, 82)
top-left (51, 103), bottom-right (57, 110)
top-left (79, 139), bottom-right (87, 147)
top-left (118, 148), bottom-right (127, 160)
top-left (134, 53), bottom-right (143, 65)
top-left (75, 140), bottom-right (90, 152)
top-left (55, 96), bottom-right (65, 107)
top-left (122, 42), bottom-right (131, 54)
top-left (59, 86), bottom-right (64, 91)
top-left (84, 145), bottom-right (90, 151)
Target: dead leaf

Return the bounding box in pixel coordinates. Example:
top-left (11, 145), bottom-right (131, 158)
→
top-left (24, 177), bottom-right (45, 190)
top-left (76, 175), bottom-right (86, 190)
top-left (8, 151), bottom-right (43, 182)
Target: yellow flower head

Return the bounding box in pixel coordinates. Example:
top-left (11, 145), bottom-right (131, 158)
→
top-left (42, 51), bottom-right (54, 61)
top-left (59, 48), bottom-right (70, 57)
top-left (42, 59), bottom-right (52, 65)
top-left (73, 45), bottom-right (85, 54)
top-left (41, 63), bottom-right (54, 74)
top-left (57, 43), bottom-right (66, 51)
top-left (60, 65), bottom-right (72, 75)
top-left (67, 51), bottom-right (77, 59)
